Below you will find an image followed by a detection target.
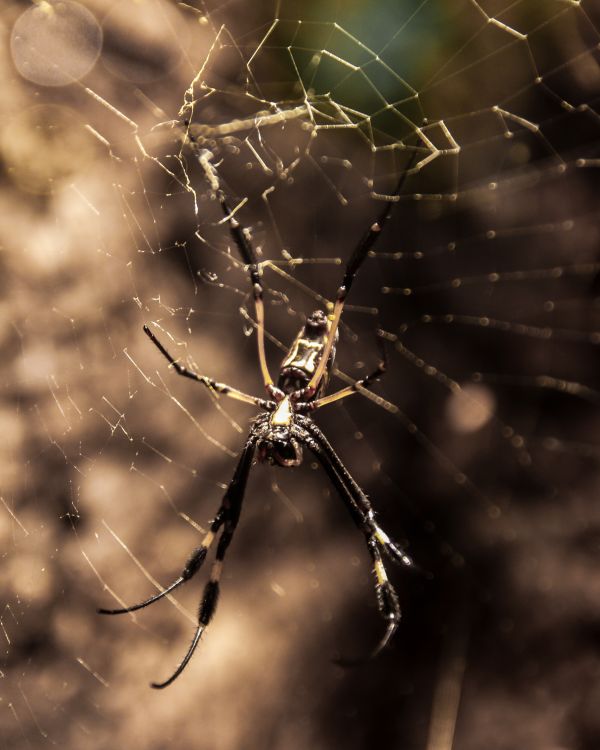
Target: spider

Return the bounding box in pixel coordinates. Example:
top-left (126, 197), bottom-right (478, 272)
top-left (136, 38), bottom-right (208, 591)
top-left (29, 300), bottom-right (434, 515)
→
top-left (98, 146), bottom-right (417, 688)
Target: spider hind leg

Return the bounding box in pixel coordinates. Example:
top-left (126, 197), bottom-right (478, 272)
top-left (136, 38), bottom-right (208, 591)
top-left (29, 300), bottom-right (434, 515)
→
top-left (370, 540), bottom-right (402, 652)
top-left (373, 526), bottom-right (414, 568)
top-left (333, 531), bottom-right (402, 668)
top-left (300, 423), bottom-right (408, 665)
top-left (150, 567), bottom-right (221, 689)
top-left (330, 536), bottom-right (402, 668)
top-left (96, 530), bottom-right (219, 616)
top-left (149, 437), bottom-right (256, 688)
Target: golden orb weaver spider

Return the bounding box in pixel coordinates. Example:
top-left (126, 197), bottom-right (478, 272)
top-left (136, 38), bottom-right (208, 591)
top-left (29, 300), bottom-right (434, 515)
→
top-left (98, 141), bottom-right (418, 688)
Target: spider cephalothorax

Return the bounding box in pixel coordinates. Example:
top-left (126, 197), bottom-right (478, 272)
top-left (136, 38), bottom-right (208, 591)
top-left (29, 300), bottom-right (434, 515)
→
top-left (98, 143), bottom-right (418, 688)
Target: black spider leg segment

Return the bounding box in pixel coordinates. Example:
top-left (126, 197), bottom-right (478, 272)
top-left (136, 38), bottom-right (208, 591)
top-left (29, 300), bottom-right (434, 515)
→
top-left (97, 508), bottom-right (226, 616)
top-left (193, 149), bottom-right (278, 396)
top-left (300, 428), bottom-right (401, 663)
top-left (299, 417), bottom-right (413, 569)
top-left (143, 325), bottom-right (275, 411)
top-left (303, 147), bottom-right (420, 400)
top-left (150, 436), bottom-right (257, 689)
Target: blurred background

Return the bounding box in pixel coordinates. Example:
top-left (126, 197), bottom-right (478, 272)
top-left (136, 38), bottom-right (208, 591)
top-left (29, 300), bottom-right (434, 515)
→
top-left (1, 0), bottom-right (600, 748)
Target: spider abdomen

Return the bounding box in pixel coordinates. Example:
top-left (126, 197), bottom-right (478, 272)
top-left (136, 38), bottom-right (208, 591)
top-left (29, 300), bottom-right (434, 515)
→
top-left (278, 310), bottom-right (338, 398)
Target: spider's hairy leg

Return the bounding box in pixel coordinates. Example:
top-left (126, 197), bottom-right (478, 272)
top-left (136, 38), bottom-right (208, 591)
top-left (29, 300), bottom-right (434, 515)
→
top-left (301, 427), bottom-right (404, 663)
top-left (97, 510), bottom-right (226, 616)
top-left (300, 418), bottom-right (414, 569)
top-left (304, 148), bottom-right (419, 399)
top-left (143, 325), bottom-right (274, 410)
top-left (151, 437), bottom-right (256, 689)
top-left (149, 567), bottom-right (219, 690)
top-left (193, 149), bottom-right (277, 397)
top-left (368, 537), bottom-right (401, 657)
top-left (305, 333), bottom-right (387, 411)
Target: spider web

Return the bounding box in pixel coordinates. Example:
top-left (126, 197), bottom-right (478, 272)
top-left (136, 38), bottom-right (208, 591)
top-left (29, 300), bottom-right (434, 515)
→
top-left (2, 0), bottom-right (600, 748)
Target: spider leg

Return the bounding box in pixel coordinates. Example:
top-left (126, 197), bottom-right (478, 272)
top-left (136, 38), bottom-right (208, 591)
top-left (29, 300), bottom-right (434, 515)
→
top-left (97, 497), bottom-right (234, 615)
top-left (193, 149), bottom-right (277, 396)
top-left (144, 325), bottom-right (274, 410)
top-left (299, 418), bottom-right (413, 569)
top-left (303, 148), bottom-right (419, 399)
top-left (96, 525), bottom-right (219, 615)
top-left (299, 426), bottom-right (406, 664)
top-left (151, 436), bottom-right (256, 689)
top-left (305, 332), bottom-right (387, 411)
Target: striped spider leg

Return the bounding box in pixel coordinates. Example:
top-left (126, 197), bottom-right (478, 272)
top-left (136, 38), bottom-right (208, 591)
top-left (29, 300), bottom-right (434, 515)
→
top-left (98, 433), bottom-right (258, 689)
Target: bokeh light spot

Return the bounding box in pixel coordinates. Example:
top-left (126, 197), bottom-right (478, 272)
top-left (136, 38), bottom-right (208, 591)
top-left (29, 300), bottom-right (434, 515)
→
top-left (11, 1), bottom-right (102, 87)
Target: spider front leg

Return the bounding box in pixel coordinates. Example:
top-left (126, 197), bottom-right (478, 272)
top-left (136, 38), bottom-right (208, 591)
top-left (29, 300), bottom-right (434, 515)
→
top-left (193, 149), bottom-right (278, 397)
top-left (150, 436), bottom-right (257, 689)
top-left (303, 148), bottom-right (419, 400)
